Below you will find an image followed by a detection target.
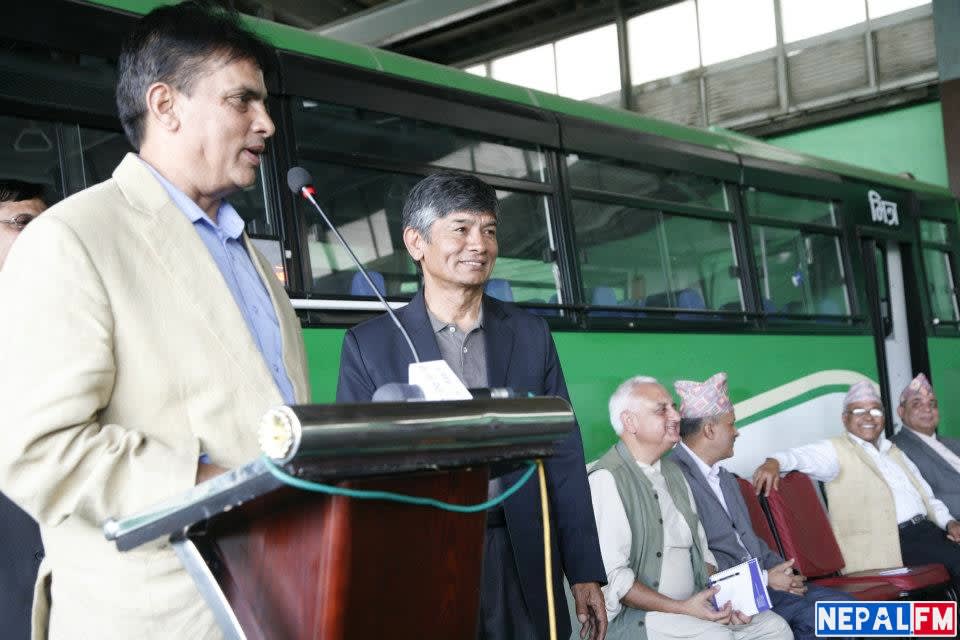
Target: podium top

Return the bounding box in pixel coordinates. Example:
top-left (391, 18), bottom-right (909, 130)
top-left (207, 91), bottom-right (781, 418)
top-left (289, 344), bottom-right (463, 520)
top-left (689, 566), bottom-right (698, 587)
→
top-left (104, 396), bottom-right (574, 551)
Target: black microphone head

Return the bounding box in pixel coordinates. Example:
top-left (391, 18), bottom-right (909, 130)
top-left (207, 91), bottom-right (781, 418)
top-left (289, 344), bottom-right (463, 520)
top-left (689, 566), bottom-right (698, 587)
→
top-left (287, 166), bottom-right (313, 195)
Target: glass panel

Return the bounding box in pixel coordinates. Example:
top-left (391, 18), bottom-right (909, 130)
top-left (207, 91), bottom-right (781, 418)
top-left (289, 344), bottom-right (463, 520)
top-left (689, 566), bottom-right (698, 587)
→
top-left (555, 24), bottom-right (621, 103)
top-left (921, 220), bottom-right (949, 244)
top-left (923, 249), bottom-right (960, 324)
top-left (745, 188), bottom-right (836, 225)
top-left (491, 44), bottom-right (557, 94)
top-left (698, 0), bottom-right (777, 66)
top-left (572, 199), bottom-right (742, 316)
top-left (567, 154), bottom-right (728, 210)
top-left (868, 0), bottom-right (929, 19)
top-left (488, 190), bottom-right (558, 304)
top-left (464, 64), bottom-right (487, 76)
top-left (293, 101), bottom-right (547, 183)
top-left (0, 115), bottom-right (63, 204)
top-left (296, 161), bottom-right (557, 302)
top-left (753, 226), bottom-right (850, 316)
top-left (781, 0), bottom-right (866, 42)
top-left (75, 128), bottom-right (132, 189)
top-left (628, 1), bottom-right (701, 85)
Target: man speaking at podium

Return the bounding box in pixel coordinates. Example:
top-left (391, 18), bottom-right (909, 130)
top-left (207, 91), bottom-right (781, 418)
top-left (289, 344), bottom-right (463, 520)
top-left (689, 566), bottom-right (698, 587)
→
top-left (337, 172), bottom-right (608, 640)
top-left (0, 3), bottom-right (308, 638)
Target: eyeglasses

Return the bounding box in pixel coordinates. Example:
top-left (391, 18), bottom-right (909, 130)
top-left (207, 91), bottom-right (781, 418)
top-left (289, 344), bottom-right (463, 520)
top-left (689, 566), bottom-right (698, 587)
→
top-left (847, 408), bottom-right (884, 418)
top-left (0, 213), bottom-right (35, 231)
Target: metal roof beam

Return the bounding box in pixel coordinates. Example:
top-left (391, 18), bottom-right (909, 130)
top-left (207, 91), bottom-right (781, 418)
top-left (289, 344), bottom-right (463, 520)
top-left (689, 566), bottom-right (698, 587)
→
top-left (316, 0), bottom-right (522, 47)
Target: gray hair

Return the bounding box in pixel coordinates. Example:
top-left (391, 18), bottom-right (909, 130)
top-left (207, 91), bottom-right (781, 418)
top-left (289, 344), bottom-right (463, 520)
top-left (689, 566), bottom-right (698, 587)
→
top-left (401, 171), bottom-right (499, 241)
top-left (609, 375), bottom-right (660, 435)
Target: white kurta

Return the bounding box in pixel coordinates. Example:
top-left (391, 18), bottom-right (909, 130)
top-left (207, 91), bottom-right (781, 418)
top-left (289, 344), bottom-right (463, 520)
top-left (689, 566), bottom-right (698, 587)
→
top-left (771, 432), bottom-right (954, 528)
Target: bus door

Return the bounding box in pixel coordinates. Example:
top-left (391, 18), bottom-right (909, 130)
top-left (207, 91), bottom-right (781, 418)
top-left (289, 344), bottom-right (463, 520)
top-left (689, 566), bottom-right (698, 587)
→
top-left (860, 232), bottom-right (930, 434)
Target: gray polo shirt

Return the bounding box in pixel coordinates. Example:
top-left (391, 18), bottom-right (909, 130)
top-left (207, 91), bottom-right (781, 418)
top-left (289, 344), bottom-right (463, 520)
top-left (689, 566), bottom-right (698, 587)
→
top-left (427, 306), bottom-right (503, 500)
top-left (426, 307), bottom-right (488, 389)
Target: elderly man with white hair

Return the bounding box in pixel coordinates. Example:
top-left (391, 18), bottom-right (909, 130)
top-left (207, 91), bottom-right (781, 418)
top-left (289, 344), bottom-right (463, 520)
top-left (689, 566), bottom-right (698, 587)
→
top-left (587, 375), bottom-right (792, 640)
top-left (753, 381), bottom-right (960, 587)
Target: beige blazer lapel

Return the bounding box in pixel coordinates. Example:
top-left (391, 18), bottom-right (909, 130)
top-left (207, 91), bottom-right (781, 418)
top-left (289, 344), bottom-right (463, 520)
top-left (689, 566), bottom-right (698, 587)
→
top-left (245, 236), bottom-right (310, 403)
top-left (112, 154), bottom-right (282, 407)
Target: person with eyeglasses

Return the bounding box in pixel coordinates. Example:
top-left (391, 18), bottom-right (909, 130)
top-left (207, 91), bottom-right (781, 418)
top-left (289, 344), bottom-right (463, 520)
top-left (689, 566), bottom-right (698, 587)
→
top-left (0, 179), bottom-right (46, 269)
top-left (752, 381), bottom-right (960, 588)
top-left (0, 178), bottom-right (47, 640)
top-left (892, 373), bottom-right (960, 521)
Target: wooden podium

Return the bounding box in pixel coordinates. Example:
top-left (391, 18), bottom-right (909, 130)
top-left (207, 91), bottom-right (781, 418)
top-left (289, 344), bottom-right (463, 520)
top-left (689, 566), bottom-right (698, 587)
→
top-left (104, 397), bottom-right (574, 640)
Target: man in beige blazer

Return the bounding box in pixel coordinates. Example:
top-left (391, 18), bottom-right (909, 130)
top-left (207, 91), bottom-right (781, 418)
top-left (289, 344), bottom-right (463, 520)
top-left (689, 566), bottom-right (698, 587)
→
top-left (0, 3), bottom-right (308, 639)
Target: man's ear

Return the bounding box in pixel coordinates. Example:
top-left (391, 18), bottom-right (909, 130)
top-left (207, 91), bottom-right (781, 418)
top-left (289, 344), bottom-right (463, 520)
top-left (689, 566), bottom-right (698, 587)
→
top-left (702, 419), bottom-right (716, 440)
top-left (145, 82), bottom-right (180, 133)
top-left (403, 227), bottom-right (425, 262)
top-left (897, 404), bottom-right (906, 422)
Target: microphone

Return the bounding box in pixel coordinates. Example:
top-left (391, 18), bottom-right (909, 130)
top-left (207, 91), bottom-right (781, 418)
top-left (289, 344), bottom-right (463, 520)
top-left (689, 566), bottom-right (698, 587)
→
top-left (287, 166), bottom-right (420, 364)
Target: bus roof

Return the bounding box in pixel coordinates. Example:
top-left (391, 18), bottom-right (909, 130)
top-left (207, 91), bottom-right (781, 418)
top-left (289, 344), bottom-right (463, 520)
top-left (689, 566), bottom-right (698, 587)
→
top-left (91, 0), bottom-right (954, 199)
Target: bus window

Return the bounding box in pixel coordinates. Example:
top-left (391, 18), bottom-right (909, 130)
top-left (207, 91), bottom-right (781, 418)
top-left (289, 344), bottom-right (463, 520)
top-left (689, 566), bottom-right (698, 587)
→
top-left (292, 100), bottom-right (547, 183)
top-left (921, 219), bottom-right (949, 244)
top-left (744, 188), bottom-right (836, 226)
top-left (566, 153), bottom-right (729, 210)
top-left (571, 199), bottom-right (743, 318)
top-left (752, 226), bottom-right (850, 317)
top-left (918, 217), bottom-right (960, 329)
top-left (0, 115), bottom-right (63, 203)
top-left (291, 161), bottom-right (558, 304)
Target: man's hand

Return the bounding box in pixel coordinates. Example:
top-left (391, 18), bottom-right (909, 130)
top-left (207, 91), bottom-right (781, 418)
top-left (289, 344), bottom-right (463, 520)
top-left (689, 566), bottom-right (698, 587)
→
top-left (767, 558), bottom-right (807, 595)
top-left (571, 581), bottom-right (607, 640)
top-left (729, 610), bottom-right (753, 625)
top-left (678, 586), bottom-right (732, 624)
top-left (752, 458), bottom-right (781, 497)
top-left (196, 461), bottom-right (228, 485)
top-left (947, 520), bottom-right (960, 543)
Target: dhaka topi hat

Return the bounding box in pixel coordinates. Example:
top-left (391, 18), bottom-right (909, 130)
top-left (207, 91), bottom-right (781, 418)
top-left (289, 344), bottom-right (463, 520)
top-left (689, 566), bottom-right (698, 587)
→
top-left (675, 372), bottom-right (734, 419)
top-left (844, 380), bottom-right (881, 408)
top-left (900, 373), bottom-right (934, 405)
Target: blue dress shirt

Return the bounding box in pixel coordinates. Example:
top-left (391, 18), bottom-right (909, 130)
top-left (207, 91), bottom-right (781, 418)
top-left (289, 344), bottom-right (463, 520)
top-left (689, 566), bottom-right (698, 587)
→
top-left (141, 158), bottom-right (295, 404)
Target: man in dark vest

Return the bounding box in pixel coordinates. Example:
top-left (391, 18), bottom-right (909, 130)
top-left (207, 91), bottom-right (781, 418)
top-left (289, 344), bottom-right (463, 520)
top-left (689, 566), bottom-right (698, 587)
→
top-left (587, 375), bottom-right (791, 640)
top-left (892, 373), bottom-right (960, 517)
top-left (671, 372), bottom-right (851, 640)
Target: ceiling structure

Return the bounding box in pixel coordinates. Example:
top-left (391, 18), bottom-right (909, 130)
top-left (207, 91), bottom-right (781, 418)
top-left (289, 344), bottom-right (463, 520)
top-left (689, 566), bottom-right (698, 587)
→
top-left (238, 0), bottom-right (668, 64)
top-left (235, 0), bottom-right (940, 138)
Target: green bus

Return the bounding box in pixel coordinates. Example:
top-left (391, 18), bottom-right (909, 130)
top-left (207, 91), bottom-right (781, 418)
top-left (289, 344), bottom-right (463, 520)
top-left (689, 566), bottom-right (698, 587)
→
top-left (4, 0), bottom-right (960, 475)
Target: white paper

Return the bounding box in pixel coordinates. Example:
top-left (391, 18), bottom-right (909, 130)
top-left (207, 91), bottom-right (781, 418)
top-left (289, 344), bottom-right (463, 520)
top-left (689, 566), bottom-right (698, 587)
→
top-left (709, 558), bottom-right (772, 617)
top-left (408, 360), bottom-right (472, 401)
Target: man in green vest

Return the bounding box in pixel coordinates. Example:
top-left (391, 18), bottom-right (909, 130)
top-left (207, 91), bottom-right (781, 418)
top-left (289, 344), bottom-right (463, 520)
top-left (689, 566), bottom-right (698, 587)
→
top-left (587, 375), bottom-right (791, 640)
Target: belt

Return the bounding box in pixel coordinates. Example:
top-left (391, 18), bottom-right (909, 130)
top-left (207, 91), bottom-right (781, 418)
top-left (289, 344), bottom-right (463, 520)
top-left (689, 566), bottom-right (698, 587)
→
top-left (898, 514), bottom-right (926, 530)
top-left (486, 507), bottom-right (507, 528)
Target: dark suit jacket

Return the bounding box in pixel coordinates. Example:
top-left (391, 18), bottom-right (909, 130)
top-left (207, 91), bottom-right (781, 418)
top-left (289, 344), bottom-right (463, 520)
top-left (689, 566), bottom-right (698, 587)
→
top-left (337, 290), bottom-right (606, 640)
top-left (893, 427), bottom-right (960, 518)
top-left (0, 491), bottom-right (43, 640)
top-left (670, 444), bottom-right (782, 571)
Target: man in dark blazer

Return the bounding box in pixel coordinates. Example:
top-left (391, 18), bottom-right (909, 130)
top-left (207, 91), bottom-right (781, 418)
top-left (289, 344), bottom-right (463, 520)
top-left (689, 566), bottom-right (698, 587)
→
top-left (336, 172), bottom-right (607, 640)
top-left (893, 373), bottom-right (960, 517)
top-left (0, 179), bottom-right (48, 640)
top-left (671, 373), bottom-right (850, 640)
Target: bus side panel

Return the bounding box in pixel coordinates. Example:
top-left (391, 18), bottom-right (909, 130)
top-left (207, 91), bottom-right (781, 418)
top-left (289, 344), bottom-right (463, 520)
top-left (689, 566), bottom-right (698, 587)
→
top-left (553, 332), bottom-right (878, 474)
top-left (928, 337), bottom-right (960, 438)
top-left (304, 328), bottom-right (348, 403)
top-left (305, 328), bottom-right (877, 475)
